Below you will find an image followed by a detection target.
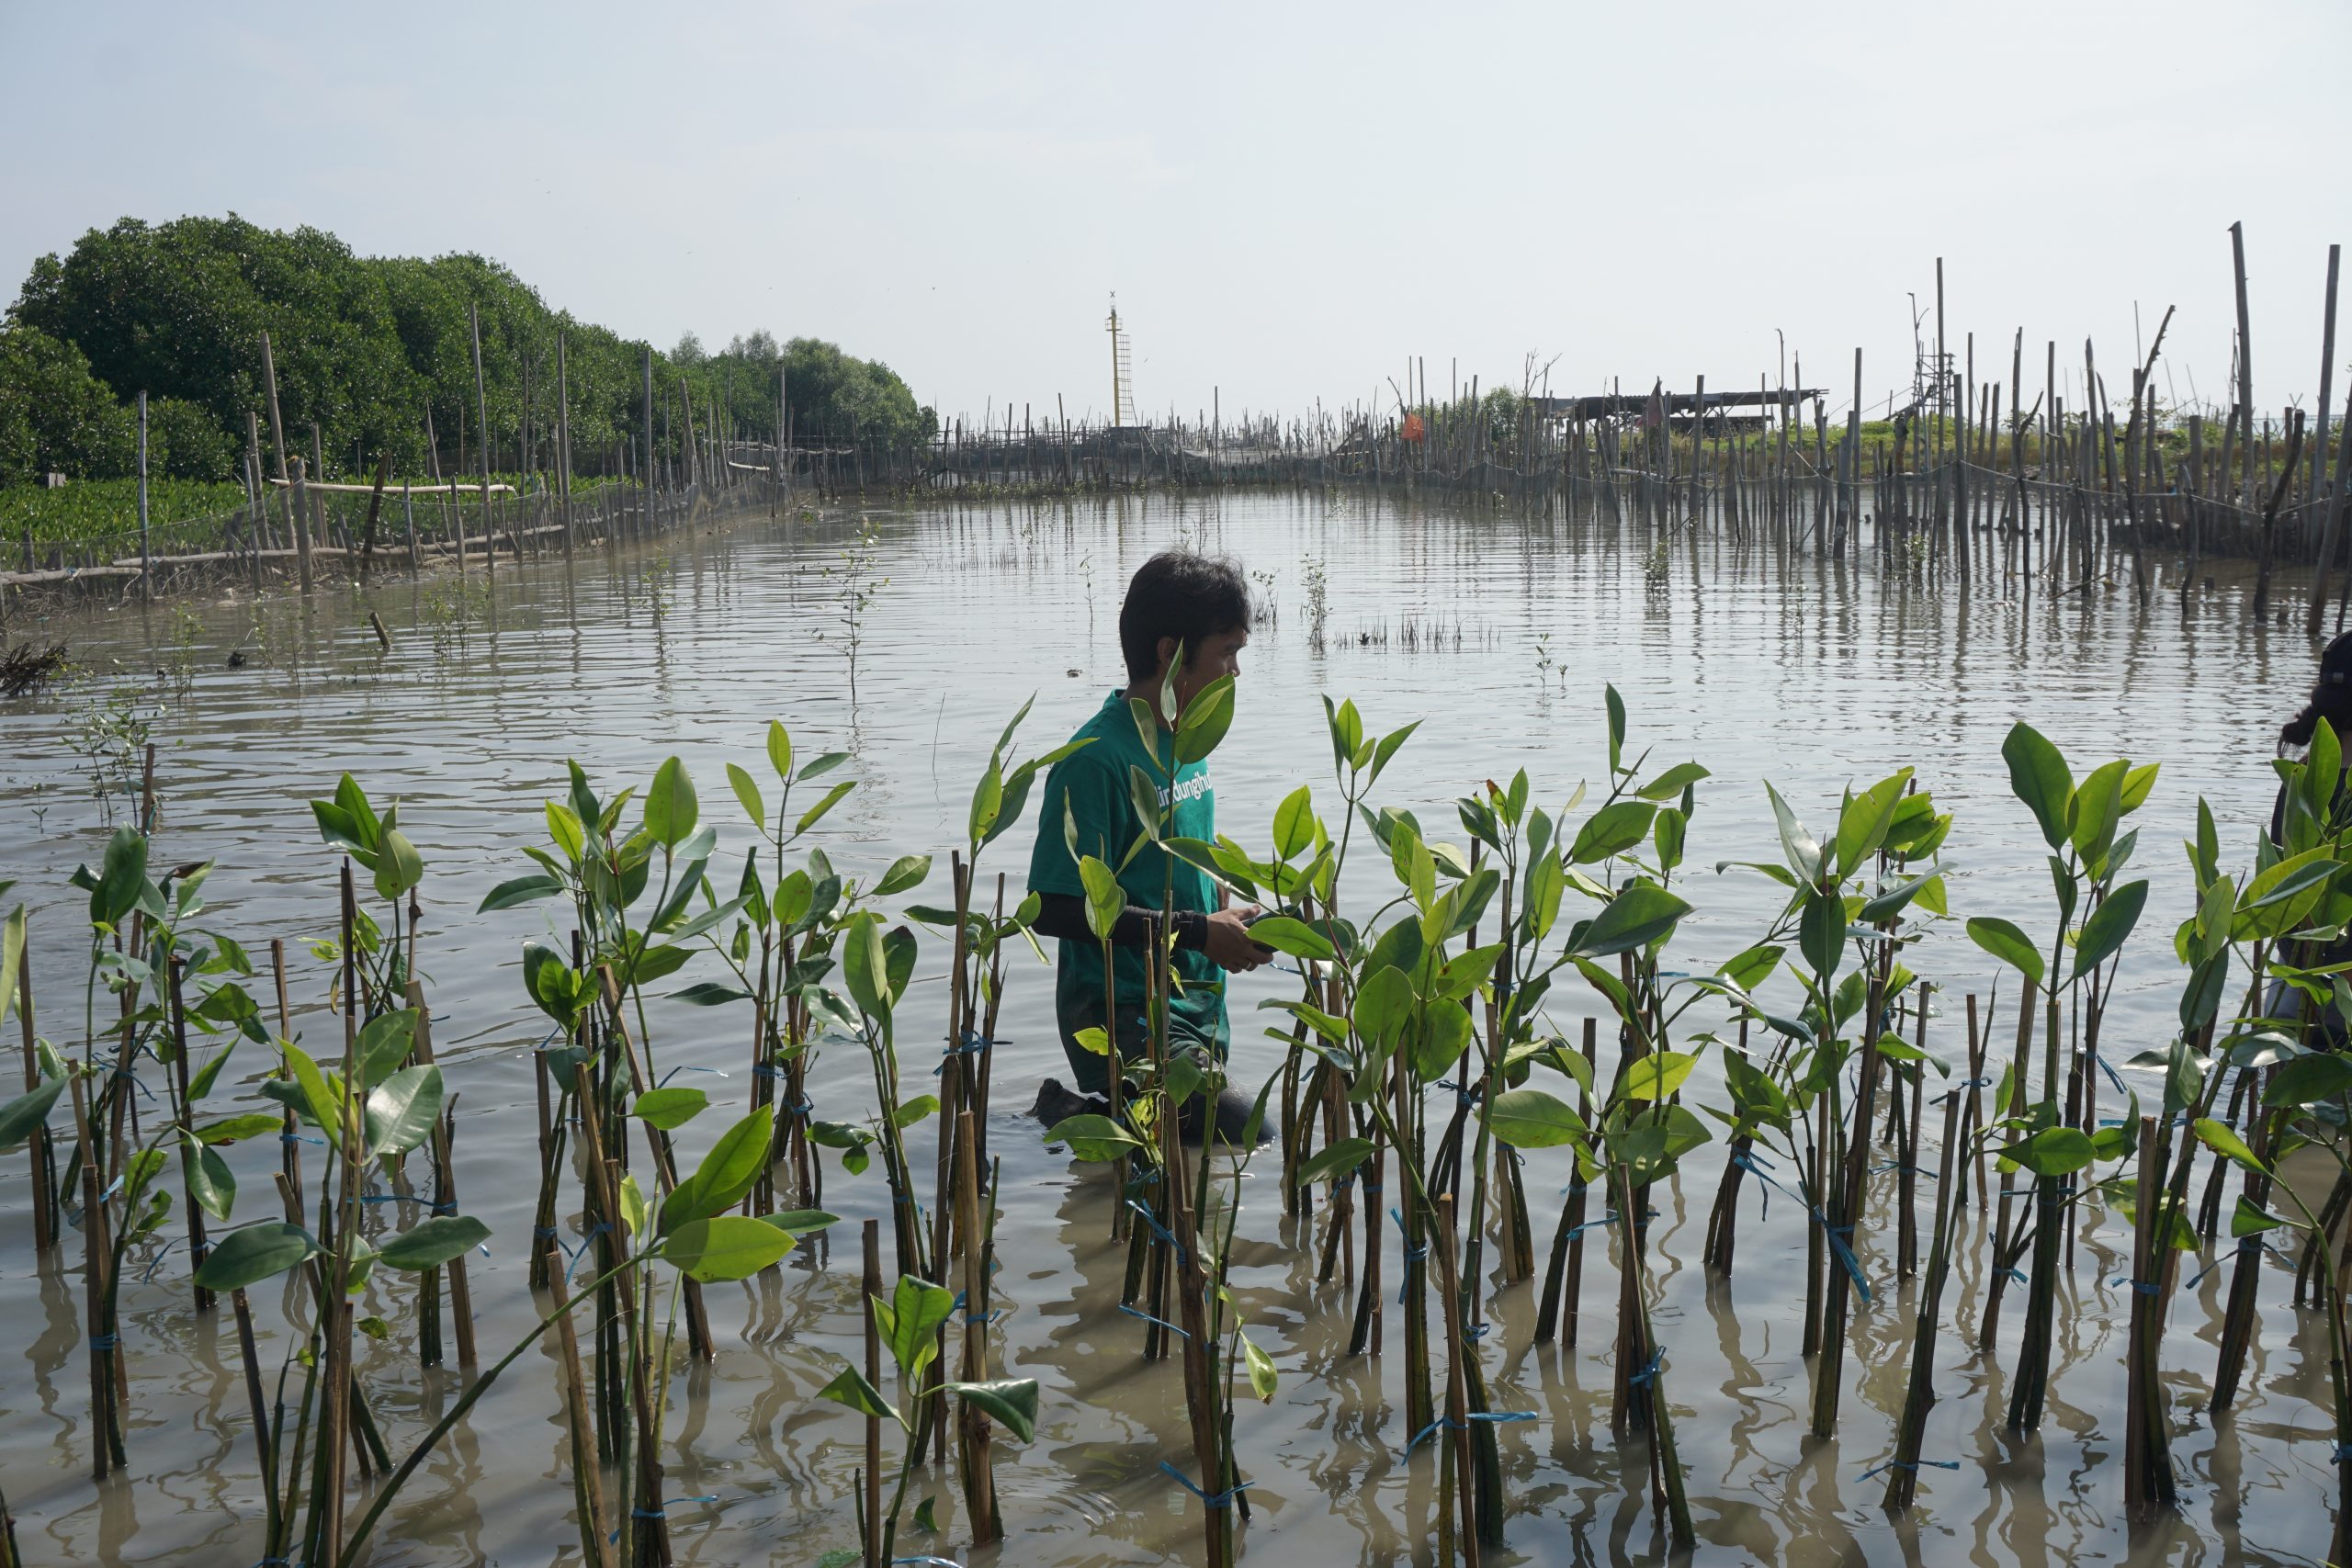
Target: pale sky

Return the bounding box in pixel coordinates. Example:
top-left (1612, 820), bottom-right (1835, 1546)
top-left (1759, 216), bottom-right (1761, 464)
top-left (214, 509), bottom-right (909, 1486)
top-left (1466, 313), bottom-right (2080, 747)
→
top-left (4, 0), bottom-right (2345, 430)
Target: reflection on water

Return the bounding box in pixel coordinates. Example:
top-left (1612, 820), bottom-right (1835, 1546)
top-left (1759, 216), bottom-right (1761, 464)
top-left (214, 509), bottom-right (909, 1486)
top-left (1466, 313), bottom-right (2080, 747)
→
top-left (0, 491), bottom-right (2335, 1564)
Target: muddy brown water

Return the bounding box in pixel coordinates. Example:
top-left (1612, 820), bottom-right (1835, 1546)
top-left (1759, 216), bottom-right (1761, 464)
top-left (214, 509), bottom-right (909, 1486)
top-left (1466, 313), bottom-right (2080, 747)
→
top-left (0, 491), bottom-right (2339, 1565)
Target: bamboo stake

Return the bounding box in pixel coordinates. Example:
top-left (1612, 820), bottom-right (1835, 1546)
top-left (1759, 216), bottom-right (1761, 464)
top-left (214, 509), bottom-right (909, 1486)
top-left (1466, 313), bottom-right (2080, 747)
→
top-left (548, 1252), bottom-right (614, 1568)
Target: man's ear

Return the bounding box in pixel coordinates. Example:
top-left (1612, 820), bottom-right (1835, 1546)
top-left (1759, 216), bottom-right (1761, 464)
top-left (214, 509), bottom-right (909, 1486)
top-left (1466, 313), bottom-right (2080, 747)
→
top-left (1155, 635), bottom-right (1182, 674)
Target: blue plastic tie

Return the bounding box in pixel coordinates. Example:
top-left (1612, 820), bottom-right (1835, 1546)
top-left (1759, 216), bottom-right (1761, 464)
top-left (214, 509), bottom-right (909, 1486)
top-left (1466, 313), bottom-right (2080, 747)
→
top-left (1126, 1200), bottom-right (1186, 1264)
top-left (1627, 1350), bottom-right (1663, 1386)
top-left (1391, 1207), bottom-right (1428, 1304)
top-left (1400, 1416), bottom-right (1457, 1458)
top-left (281, 1132), bottom-right (322, 1147)
top-left (1465, 1323), bottom-right (1490, 1342)
top-left (1871, 1160), bottom-right (1938, 1179)
top-left (1118, 1303), bottom-right (1190, 1340)
top-left (1160, 1460), bottom-right (1249, 1509)
top-left (1565, 1210), bottom-right (1620, 1243)
top-left (1815, 1209), bottom-right (1872, 1304)
top-left (787, 1100), bottom-right (813, 1119)
top-left (564, 1223), bottom-right (613, 1283)
top-left (609, 1494), bottom-right (719, 1540)
top-left (2335, 1444), bottom-right (2352, 1464)
top-left (2094, 1053), bottom-right (2127, 1095)
top-left (141, 1238), bottom-right (180, 1281)
top-left (1860, 1457), bottom-right (1962, 1481)
top-left (657, 1064), bottom-right (729, 1089)
top-left (90, 1334), bottom-right (119, 1351)
top-left (2004, 1266), bottom-right (2028, 1284)
top-left (752, 1064), bottom-right (785, 1080)
top-left (2109, 1276), bottom-right (2159, 1298)
top-left (892, 1559), bottom-right (967, 1568)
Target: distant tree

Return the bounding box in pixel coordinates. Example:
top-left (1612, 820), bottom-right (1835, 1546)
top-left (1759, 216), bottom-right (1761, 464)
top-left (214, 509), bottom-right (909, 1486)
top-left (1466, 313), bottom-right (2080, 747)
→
top-left (672, 332), bottom-right (707, 367)
top-left (0, 321), bottom-right (136, 483)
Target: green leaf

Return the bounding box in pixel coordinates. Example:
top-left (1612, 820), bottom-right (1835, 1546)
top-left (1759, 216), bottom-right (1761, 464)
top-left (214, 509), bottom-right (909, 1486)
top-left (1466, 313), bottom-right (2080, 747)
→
top-left (1174, 676), bottom-right (1236, 764)
top-left (1799, 886), bottom-right (1846, 977)
top-left (1574, 883), bottom-right (1690, 958)
top-left (1763, 782), bottom-right (1822, 883)
top-left (364, 1065), bottom-right (445, 1156)
top-left (1272, 785), bottom-right (1316, 860)
top-left (755, 1209), bottom-right (840, 1239)
top-left (1568, 801), bottom-right (1656, 864)
top-left (660, 1215), bottom-right (793, 1281)
top-left (1078, 856), bottom-right (1126, 942)
top-left (1998, 1125), bottom-right (2095, 1177)
top-left (1485, 1088), bottom-right (1586, 1148)
top-left (1633, 761), bottom-right (1709, 802)
top-left (478, 874), bottom-right (563, 912)
top-left (818, 1364), bottom-right (897, 1425)
top-left (630, 1086), bottom-right (709, 1130)
top-left (1242, 1333), bottom-right (1278, 1402)
top-left (725, 762), bottom-right (764, 827)
top-left (184, 1137), bottom-right (236, 1221)
top-left (948, 1378), bottom-right (1040, 1443)
top-left (1295, 1136), bottom-right (1374, 1187)
top-left (645, 757), bottom-right (699, 849)
top-left (1247, 915), bottom-right (1335, 962)
top-left (671, 982), bottom-right (754, 1008)
top-left (840, 913), bottom-right (893, 1026)
top-left (2002, 721), bottom-right (2074, 852)
top-left (379, 1215), bottom-right (490, 1270)
top-left (356, 1009), bottom-right (417, 1088)
top-left (2192, 1117), bottom-right (2267, 1176)
top-left (875, 854), bottom-right (932, 897)
top-left (283, 1043), bottom-right (344, 1147)
top-left (765, 720), bottom-right (796, 782)
top-left (893, 1094), bottom-right (939, 1129)
top-left (1045, 1113), bottom-right (1141, 1162)
top-left (876, 1276), bottom-right (956, 1379)
top-left (0, 1075), bottom-right (68, 1154)
top-left (197, 1111), bottom-right (282, 1145)
top-left (1834, 771), bottom-right (1911, 878)
top-left (373, 829), bottom-right (424, 903)
top-left (660, 1108), bottom-right (777, 1233)
top-left (2230, 1194), bottom-right (2290, 1238)
top-left (96, 827), bottom-right (150, 926)
top-left (1966, 917), bottom-right (2045, 987)
top-left (2265, 1052), bottom-right (2352, 1108)
top-left (795, 780), bottom-right (856, 837)
top-left (1623, 1051), bottom-right (1696, 1102)
top-left (2071, 880), bottom-right (2148, 981)
top-left (193, 1222), bottom-right (322, 1292)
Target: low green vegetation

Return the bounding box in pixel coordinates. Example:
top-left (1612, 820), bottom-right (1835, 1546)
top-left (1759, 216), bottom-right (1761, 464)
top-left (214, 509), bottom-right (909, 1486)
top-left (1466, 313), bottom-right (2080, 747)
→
top-left (0, 688), bottom-right (2346, 1565)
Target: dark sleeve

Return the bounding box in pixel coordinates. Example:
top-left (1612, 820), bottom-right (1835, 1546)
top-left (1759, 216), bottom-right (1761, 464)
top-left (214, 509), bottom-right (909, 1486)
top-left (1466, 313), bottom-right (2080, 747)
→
top-left (1032, 891), bottom-right (1206, 952)
top-left (2268, 777), bottom-right (2288, 848)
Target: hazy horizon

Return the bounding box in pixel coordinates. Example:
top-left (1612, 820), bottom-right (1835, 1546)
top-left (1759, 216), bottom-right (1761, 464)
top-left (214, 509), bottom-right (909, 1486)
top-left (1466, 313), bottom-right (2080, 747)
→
top-left (4, 0), bottom-right (2346, 430)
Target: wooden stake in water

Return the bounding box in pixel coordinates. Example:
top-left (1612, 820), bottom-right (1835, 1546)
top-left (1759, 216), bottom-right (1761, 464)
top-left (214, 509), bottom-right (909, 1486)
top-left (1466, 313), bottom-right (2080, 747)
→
top-left (862, 1219), bottom-right (883, 1568)
top-left (547, 1250), bottom-right (614, 1568)
top-left (17, 917), bottom-right (52, 1253)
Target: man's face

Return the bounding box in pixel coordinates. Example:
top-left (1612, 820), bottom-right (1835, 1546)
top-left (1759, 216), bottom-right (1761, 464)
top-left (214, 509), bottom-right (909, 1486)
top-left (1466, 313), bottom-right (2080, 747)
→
top-left (1158, 626), bottom-right (1248, 716)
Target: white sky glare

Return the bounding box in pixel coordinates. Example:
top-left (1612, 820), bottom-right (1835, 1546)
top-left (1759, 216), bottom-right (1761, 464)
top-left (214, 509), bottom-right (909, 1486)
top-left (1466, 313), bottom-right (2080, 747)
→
top-left (2, 0), bottom-right (2344, 428)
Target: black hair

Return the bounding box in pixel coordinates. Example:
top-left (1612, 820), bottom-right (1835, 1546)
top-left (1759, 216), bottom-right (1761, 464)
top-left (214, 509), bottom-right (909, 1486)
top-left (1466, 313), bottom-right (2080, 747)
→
top-left (1118, 550), bottom-right (1251, 685)
top-left (2281, 631), bottom-right (2352, 749)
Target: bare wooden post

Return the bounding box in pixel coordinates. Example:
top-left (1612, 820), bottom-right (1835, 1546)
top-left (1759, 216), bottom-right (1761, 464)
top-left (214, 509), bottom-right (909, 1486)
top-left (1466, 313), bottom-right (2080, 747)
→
top-left (862, 1219), bottom-right (883, 1568)
top-left (642, 345), bottom-right (656, 532)
top-left (402, 481), bottom-right (419, 572)
top-left (556, 331), bottom-right (574, 556)
top-left (16, 918), bottom-right (51, 1253)
top-left (135, 391), bottom-right (151, 601)
top-left (2230, 220), bottom-right (2256, 502)
top-left (469, 305), bottom-right (494, 574)
top-left (289, 457), bottom-right (315, 591)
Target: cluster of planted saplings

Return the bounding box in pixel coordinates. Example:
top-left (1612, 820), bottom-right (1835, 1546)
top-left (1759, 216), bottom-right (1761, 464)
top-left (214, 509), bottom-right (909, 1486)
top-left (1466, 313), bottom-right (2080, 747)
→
top-left (3, 677), bottom-right (2349, 1566)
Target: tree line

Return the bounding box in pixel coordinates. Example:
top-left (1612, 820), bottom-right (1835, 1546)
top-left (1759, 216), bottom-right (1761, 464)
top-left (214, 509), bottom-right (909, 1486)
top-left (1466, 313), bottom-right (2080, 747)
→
top-left (0, 214), bottom-right (934, 488)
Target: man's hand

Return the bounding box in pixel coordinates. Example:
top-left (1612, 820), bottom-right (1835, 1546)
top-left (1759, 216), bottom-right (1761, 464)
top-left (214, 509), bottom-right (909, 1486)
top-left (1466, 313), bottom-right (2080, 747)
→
top-left (1204, 907), bottom-right (1270, 974)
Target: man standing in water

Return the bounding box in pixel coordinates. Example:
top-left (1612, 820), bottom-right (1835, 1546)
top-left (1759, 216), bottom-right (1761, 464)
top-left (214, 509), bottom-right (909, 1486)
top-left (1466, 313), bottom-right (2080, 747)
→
top-left (1026, 549), bottom-right (1270, 1143)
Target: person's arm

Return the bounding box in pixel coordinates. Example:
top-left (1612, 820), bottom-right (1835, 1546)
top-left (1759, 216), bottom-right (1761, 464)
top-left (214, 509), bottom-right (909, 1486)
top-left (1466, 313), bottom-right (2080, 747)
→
top-left (1031, 890), bottom-right (1206, 951)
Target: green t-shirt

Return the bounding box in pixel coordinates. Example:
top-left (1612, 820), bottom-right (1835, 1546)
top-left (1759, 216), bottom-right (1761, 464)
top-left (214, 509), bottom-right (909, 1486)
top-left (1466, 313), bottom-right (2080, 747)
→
top-left (1027, 691), bottom-right (1228, 1083)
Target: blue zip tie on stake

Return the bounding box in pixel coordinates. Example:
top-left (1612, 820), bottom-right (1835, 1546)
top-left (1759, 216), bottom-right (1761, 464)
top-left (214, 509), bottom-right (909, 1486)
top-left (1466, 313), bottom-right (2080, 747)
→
top-left (141, 1238), bottom-right (180, 1281)
top-left (1118, 1303), bottom-right (1189, 1340)
top-left (1401, 1416), bottom-right (1458, 1458)
top-left (1627, 1350), bottom-right (1663, 1386)
top-left (2109, 1276), bottom-right (2160, 1297)
top-left (564, 1223), bottom-right (612, 1283)
top-left (89, 1334), bottom-right (119, 1351)
top-left (2004, 1266), bottom-right (2027, 1284)
top-left (2094, 1054), bottom-right (2126, 1095)
top-left (1564, 1210), bottom-right (1619, 1243)
top-left (1126, 1200), bottom-right (1186, 1264)
top-left (752, 1064), bottom-right (785, 1080)
top-left (1859, 1457), bottom-right (1962, 1481)
top-left (1391, 1208), bottom-right (1428, 1304)
top-left (281, 1132), bottom-right (323, 1146)
top-left (658, 1064), bottom-right (729, 1089)
top-left (1160, 1460), bottom-right (1249, 1509)
top-left (610, 1495), bottom-right (719, 1541)
top-left (2334, 1444), bottom-right (2352, 1464)
top-left (892, 1558), bottom-right (968, 1568)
